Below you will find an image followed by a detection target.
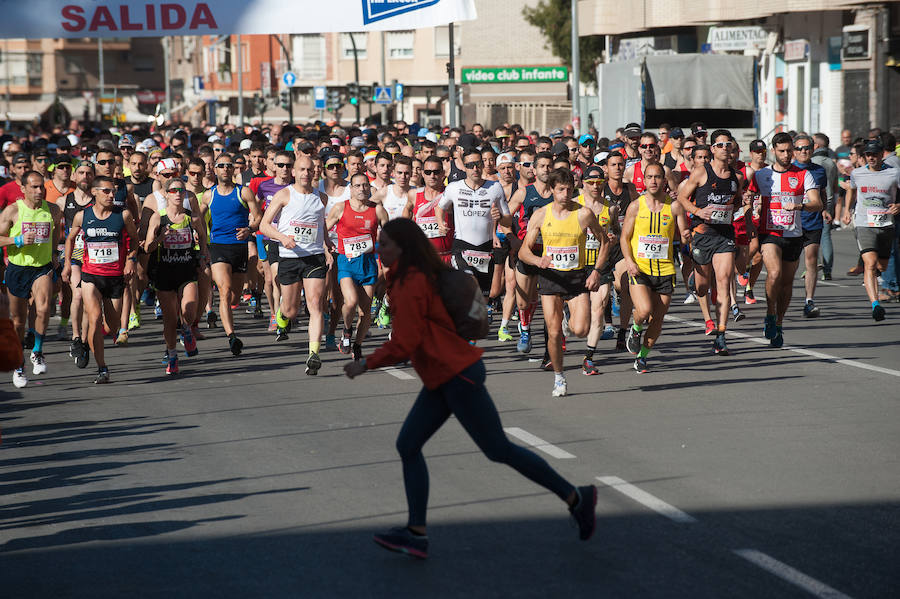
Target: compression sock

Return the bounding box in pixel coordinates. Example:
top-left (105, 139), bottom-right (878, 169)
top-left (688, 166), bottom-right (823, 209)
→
top-left (33, 333), bottom-right (44, 353)
top-left (585, 345), bottom-right (596, 360)
top-left (500, 318), bottom-right (509, 329)
top-left (638, 345), bottom-right (651, 358)
top-left (632, 323), bottom-right (643, 333)
top-left (554, 371), bottom-right (565, 383)
top-left (276, 310), bottom-right (290, 328)
top-left (309, 341), bottom-right (320, 354)
top-left (518, 308), bottom-right (531, 329)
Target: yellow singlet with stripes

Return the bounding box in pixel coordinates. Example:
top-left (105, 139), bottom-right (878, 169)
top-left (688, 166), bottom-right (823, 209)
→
top-left (630, 194), bottom-right (675, 276)
top-left (540, 203), bottom-right (586, 271)
top-left (576, 193), bottom-right (609, 266)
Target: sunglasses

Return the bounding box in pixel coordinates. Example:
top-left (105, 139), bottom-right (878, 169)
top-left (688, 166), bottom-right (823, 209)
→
top-left (95, 159), bottom-right (114, 165)
top-left (188, 169), bottom-right (203, 176)
top-left (464, 161), bottom-right (483, 169)
top-left (159, 171), bottom-right (175, 178)
top-left (713, 142), bottom-right (734, 149)
top-left (325, 163), bottom-right (342, 170)
top-left (519, 161), bottom-right (533, 167)
top-left (167, 188), bottom-right (185, 193)
top-left (794, 145), bottom-right (812, 152)
top-left (581, 141), bottom-right (595, 147)
top-left (95, 187), bottom-right (116, 194)
top-left (215, 163), bottom-right (234, 169)
top-left (440, 157), bottom-right (451, 161)
top-left (56, 163), bottom-right (73, 169)
top-left (35, 157), bottom-right (50, 163)
top-left (275, 162), bottom-right (294, 168)
top-left (234, 161), bottom-right (246, 166)
top-left (639, 144), bottom-right (656, 150)
top-left (864, 151), bottom-right (879, 157)
top-left (423, 169), bottom-right (441, 175)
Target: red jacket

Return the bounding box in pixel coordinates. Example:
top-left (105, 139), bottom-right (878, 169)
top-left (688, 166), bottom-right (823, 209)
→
top-left (366, 266), bottom-right (483, 389)
top-left (0, 319), bottom-right (22, 372)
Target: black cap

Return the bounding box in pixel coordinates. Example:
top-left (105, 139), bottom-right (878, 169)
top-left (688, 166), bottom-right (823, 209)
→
top-left (33, 146), bottom-right (50, 158)
top-left (583, 165), bottom-right (605, 181)
top-left (12, 152), bottom-right (30, 164)
top-left (863, 139), bottom-right (884, 154)
top-left (296, 140), bottom-right (315, 153)
top-left (691, 123), bottom-right (707, 135)
top-left (52, 154), bottom-right (76, 166)
top-left (57, 137), bottom-right (72, 149)
top-left (624, 123), bottom-right (642, 138)
top-left (670, 127), bottom-right (684, 139)
top-left (551, 141), bottom-right (569, 157)
top-left (458, 133), bottom-right (478, 150)
top-left (749, 139), bottom-right (766, 152)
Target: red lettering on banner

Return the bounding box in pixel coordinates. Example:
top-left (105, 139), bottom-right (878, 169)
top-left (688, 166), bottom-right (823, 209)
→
top-left (120, 6), bottom-right (141, 31)
top-left (146, 4), bottom-right (156, 29)
top-left (160, 4), bottom-right (186, 29)
top-left (89, 6), bottom-right (118, 31)
top-left (190, 4), bottom-right (217, 29)
top-left (61, 5), bottom-right (86, 32)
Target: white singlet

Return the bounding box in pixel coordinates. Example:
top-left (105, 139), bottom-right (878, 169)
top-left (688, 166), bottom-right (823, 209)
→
top-left (277, 187), bottom-right (327, 258)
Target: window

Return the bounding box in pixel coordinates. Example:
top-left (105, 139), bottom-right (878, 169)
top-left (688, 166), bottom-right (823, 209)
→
top-left (293, 34), bottom-right (326, 79)
top-left (434, 25), bottom-right (460, 57)
top-left (0, 51), bottom-right (43, 87)
top-left (387, 30), bottom-right (414, 59)
top-left (229, 40), bottom-right (250, 74)
top-left (341, 33), bottom-right (367, 60)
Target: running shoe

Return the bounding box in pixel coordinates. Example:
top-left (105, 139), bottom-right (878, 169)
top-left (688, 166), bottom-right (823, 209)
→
top-left (873, 304), bottom-right (886, 321)
top-left (373, 527), bottom-right (428, 560)
top-left (12, 368), bottom-right (27, 388)
top-left (582, 358), bottom-right (601, 376)
top-left (325, 334), bottom-right (338, 352)
top-left (683, 292), bottom-right (698, 304)
top-left (517, 329), bottom-right (532, 354)
top-left (128, 310), bottom-right (141, 330)
top-left (551, 377), bottom-right (567, 397)
top-left (713, 333), bottom-right (729, 356)
top-left (94, 368), bottom-right (110, 384)
top-left (115, 329), bottom-right (128, 346)
top-left (497, 325), bottom-right (513, 342)
top-left (615, 328), bottom-right (627, 352)
top-left (704, 320), bottom-right (715, 336)
top-left (305, 351), bottom-right (322, 375)
top-left (160, 351), bottom-right (170, 365)
top-left (275, 327), bottom-right (289, 342)
top-left (633, 357), bottom-right (649, 373)
top-left (166, 354), bottom-right (179, 375)
top-left (771, 326), bottom-right (784, 348)
top-left (626, 327), bottom-right (642, 355)
top-left (352, 343), bottom-right (363, 362)
top-left (229, 335), bottom-right (243, 356)
top-left (143, 288), bottom-right (156, 307)
top-left (154, 302), bottom-right (163, 319)
top-left (241, 291), bottom-right (252, 303)
top-left (268, 315), bottom-right (277, 332)
top-left (569, 485), bottom-right (597, 540)
top-left (737, 273), bottom-right (749, 287)
top-left (339, 334), bottom-right (351, 354)
top-left (69, 337), bottom-right (80, 358)
top-left (206, 310), bottom-right (217, 328)
top-left (377, 303), bottom-right (391, 328)
top-left (822, 272), bottom-right (832, 281)
top-left (30, 352), bottom-right (47, 375)
top-left (75, 344), bottom-right (90, 369)
top-left (55, 322), bottom-right (68, 341)
top-left (731, 304), bottom-right (746, 322)
top-left (744, 289), bottom-right (757, 305)
top-left (803, 300), bottom-right (820, 318)
top-left (540, 354), bottom-right (554, 371)
top-left (599, 325), bottom-right (616, 340)
top-left (486, 303), bottom-right (494, 325)
top-left (182, 328), bottom-right (198, 357)
top-left (763, 315), bottom-right (777, 340)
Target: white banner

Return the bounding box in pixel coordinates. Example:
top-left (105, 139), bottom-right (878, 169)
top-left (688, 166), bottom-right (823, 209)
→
top-left (0, 0), bottom-right (477, 38)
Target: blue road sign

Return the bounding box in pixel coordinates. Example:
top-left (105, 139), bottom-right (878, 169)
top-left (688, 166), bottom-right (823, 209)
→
top-left (394, 83), bottom-right (404, 101)
top-left (282, 71), bottom-right (297, 87)
top-left (313, 86), bottom-right (327, 110)
top-left (374, 86), bottom-right (393, 105)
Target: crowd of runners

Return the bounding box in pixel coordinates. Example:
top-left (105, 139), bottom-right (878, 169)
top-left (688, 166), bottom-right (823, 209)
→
top-left (1, 119), bottom-right (897, 394)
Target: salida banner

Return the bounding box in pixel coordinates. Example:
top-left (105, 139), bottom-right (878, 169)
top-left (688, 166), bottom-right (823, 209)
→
top-left (0, 0), bottom-right (476, 38)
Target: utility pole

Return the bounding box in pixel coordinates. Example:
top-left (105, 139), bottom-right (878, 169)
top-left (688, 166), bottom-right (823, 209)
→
top-left (447, 23), bottom-right (456, 128)
top-left (349, 33), bottom-right (361, 124)
top-left (98, 38), bottom-right (105, 122)
top-left (237, 34), bottom-right (244, 127)
top-left (162, 37), bottom-right (171, 122)
top-left (380, 32), bottom-right (387, 125)
top-left (271, 34), bottom-right (294, 123)
top-left (570, 0), bottom-right (581, 135)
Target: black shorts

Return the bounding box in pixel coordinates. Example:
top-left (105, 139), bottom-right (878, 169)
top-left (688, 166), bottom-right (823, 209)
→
top-left (538, 268), bottom-right (588, 300)
top-left (802, 228), bottom-right (823, 248)
top-left (81, 272), bottom-right (126, 299)
top-left (451, 240), bottom-right (494, 295)
top-left (209, 243), bottom-right (249, 274)
top-left (278, 254), bottom-right (328, 285)
top-left (153, 262), bottom-right (199, 292)
top-left (265, 240), bottom-right (281, 264)
top-left (856, 226), bottom-right (895, 259)
top-left (628, 272), bottom-right (676, 295)
top-left (760, 234), bottom-right (804, 263)
top-left (506, 235), bottom-right (522, 268)
top-left (595, 267), bottom-right (615, 286)
top-left (4, 263), bottom-right (53, 299)
top-left (690, 230), bottom-right (736, 266)
top-left (492, 236), bottom-right (511, 266)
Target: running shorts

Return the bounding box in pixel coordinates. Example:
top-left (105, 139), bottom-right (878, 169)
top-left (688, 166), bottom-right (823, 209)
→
top-left (153, 262), bottom-right (199, 292)
top-left (802, 227), bottom-right (823, 248)
top-left (856, 226), bottom-right (895, 259)
top-left (538, 267), bottom-right (588, 300)
top-left (4, 263), bottom-right (53, 299)
top-left (690, 230), bottom-right (736, 266)
top-left (209, 242), bottom-right (249, 274)
top-left (760, 234), bottom-right (804, 263)
top-left (337, 252), bottom-right (378, 286)
top-left (278, 254), bottom-right (328, 285)
top-left (81, 272), bottom-right (126, 299)
top-left (628, 272), bottom-right (675, 295)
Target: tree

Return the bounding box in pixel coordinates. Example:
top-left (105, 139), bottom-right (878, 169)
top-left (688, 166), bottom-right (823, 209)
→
top-left (522, 0), bottom-right (604, 84)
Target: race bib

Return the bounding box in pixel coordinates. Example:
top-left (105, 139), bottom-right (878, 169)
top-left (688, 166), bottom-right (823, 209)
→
top-left (290, 220), bottom-right (318, 244)
top-left (74, 233), bottom-right (84, 250)
top-left (87, 241), bottom-right (119, 264)
top-left (23, 221), bottom-right (51, 244)
top-left (637, 235), bottom-right (669, 260)
top-left (547, 245), bottom-right (579, 270)
top-left (344, 233), bottom-right (373, 259)
top-left (585, 231), bottom-right (600, 250)
top-left (709, 204), bottom-right (734, 225)
top-left (867, 207), bottom-right (891, 228)
top-left (163, 227), bottom-right (193, 250)
top-left (767, 203), bottom-right (795, 230)
top-left (734, 206), bottom-right (746, 220)
top-left (417, 216), bottom-right (442, 239)
top-left (461, 249), bottom-right (491, 273)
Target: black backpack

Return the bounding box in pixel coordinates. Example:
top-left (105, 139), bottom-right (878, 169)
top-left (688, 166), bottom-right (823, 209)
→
top-left (436, 269), bottom-right (489, 340)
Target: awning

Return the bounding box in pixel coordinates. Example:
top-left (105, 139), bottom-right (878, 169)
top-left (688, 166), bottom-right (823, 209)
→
top-left (644, 54), bottom-right (755, 111)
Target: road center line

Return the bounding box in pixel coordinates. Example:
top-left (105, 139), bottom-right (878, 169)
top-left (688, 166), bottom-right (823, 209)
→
top-left (596, 476), bottom-right (697, 523)
top-left (381, 367), bottom-right (415, 380)
top-left (664, 315), bottom-right (900, 378)
top-left (504, 427), bottom-right (576, 459)
top-left (733, 549), bottom-right (854, 599)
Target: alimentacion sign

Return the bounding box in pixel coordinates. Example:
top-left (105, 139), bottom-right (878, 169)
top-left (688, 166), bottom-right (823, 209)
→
top-left (461, 66), bottom-right (568, 84)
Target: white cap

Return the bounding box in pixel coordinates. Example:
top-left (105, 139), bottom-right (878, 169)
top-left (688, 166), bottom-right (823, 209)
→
top-left (593, 151), bottom-right (610, 164)
top-left (1, 141), bottom-right (12, 152)
top-left (425, 132), bottom-right (438, 143)
top-left (154, 158), bottom-right (178, 174)
top-left (239, 139), bottom-right (252, 151)
top-left (497, 152), bottom-right (516, 165)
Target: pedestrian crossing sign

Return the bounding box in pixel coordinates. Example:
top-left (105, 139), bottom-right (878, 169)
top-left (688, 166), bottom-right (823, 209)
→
top-left (375, 86), bottom-right (393, 105)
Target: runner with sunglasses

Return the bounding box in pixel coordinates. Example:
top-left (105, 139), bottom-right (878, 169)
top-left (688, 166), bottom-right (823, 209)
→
top-left (319, 152), bottom-right (350, 348)
top-left (624, 132), bottom-right (680, 195)
top-left (256, 151), bottom-right (295, 332)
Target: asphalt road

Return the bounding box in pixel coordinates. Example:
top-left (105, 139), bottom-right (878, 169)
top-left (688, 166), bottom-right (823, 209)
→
top-left (2, 228), bottom-right (899, 598)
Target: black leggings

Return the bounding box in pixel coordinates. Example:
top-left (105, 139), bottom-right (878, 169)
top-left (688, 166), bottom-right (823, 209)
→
top-left (396, 359), bottom-right (575, 526)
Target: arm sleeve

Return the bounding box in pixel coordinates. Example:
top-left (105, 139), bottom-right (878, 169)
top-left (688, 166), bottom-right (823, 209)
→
top-left (366, 276), bottom-right (429, 370)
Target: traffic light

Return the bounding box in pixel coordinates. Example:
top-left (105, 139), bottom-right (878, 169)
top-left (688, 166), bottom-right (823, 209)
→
top-left (359, 85), bottom-right (372, 102)
top-left (327, 89), bottom-right (341, 112)
top-left (348, 82), bottom-right (359, 106)
top-left (280, 89), bottom-right (290, 110)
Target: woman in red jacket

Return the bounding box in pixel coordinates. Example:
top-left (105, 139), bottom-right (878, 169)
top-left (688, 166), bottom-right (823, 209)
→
top-left (344, 218), bottom-right (596, 559)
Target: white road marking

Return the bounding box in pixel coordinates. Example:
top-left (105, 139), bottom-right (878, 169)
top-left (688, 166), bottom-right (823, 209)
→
top-left (504, 427), bottom-right (576, 459)
top-left (733, 549), bottom-right (854, 599)
top-left (595, 476), bottom-right (697, 523)
top-left (664, 315), bottom-right (900, 378)
top-left (381, 367), bottom-right (415, 380)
